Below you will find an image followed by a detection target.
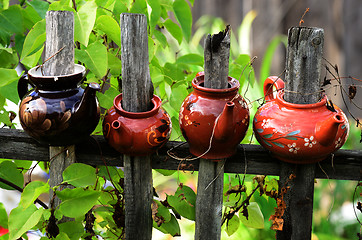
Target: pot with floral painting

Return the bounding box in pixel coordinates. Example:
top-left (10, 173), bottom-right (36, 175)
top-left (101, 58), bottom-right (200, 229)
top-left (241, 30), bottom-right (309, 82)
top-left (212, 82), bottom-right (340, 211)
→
top-left (18, 64), bottom-right (101, 146)
top-left (253, 76), bottom-right (349, 164)
top-left (103, 94), bottom-right (171, 156)
top-left (179, 72), bottom-right (250, 160)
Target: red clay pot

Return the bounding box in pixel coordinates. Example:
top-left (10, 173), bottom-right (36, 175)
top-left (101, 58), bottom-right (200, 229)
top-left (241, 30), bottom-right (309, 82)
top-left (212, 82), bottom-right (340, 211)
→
top-left (253, 76), bottom-right (349, 164)
top-left (179, 72), bottom-right (250, 160)
top-left (103, 94), bottom-right (171, 156)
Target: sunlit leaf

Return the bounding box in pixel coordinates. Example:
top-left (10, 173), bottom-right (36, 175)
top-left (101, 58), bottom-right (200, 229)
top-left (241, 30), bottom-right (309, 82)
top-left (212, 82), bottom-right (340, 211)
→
top-left (163, 19), bottom-right (182, 44)
top-left (239, 202), bottom-right (264, 229)
top-left (8, 205), bottom-right (44, 240)
top-left (96, 15), bottom-right (121, 46)
top-left (147, 0), bottom-right (161, 34)
top-left (74, 0), bottom-right (97, 46)
top-left (75, 41), bottom-right (108, 78)
top-left (20, 181), bottom-right (50, 209)
top-left (0, 5), bottom-right (24, 34)
top-left (20, 19), bottom-right (45, 60)
top-left (62, 163), bottom-right (97, 187)
top-left (225, 214), bottom-right (240, 236)
top-left (58, 222), bottom-right (84, 240)
top-left (57, 188), bottom-right (101, 218)
top-left (176, 54), bottom-right (203, 66)
top-left (173, 0), bottom-right (192, 42)
top-left (0, 203), bottom-right (8, 229)
top-left (167, 185), bottom-right (196, 220)
top-left (153, 213), bottom-right (180, 236)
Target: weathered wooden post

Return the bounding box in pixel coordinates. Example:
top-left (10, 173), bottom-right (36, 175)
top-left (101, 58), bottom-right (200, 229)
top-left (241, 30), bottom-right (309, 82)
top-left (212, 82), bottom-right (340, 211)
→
top-left (45, 11), bottom-right (75, 212)
top-left (120, 13), bottom-right (154, 239)
top-left (195, 29), bottom-right (230, 240)
top-left (277, 27), bottom-right (324, 240)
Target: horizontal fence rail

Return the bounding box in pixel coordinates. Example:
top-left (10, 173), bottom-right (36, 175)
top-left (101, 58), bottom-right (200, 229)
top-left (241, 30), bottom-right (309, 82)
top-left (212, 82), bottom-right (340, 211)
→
top-left (1, 128), bottom-right (360, 181)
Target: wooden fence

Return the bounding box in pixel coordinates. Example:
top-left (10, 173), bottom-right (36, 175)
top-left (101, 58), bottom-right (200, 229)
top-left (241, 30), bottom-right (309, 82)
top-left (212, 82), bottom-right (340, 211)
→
top-left (1, 10), bottom-right (361, 240)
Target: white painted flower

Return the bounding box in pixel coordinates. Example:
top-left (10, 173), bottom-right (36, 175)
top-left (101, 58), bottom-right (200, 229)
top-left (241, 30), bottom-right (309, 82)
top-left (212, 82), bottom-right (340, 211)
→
top-left (304, 136), bottom-right (317, 148)
top-left (288, 143), bottom-right (299, 154)
top-left (261, 119), bottom-right (270, 127)
top-left (335, 137), bottom-right (342, 148)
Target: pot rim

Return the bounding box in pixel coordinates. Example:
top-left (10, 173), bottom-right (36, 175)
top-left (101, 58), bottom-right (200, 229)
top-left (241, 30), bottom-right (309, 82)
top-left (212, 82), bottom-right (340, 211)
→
top-left (113, 94), bottom-right (161, 119)
top-left (28, 64), bottom-right (86, 79)
top-left (192, 73), bottom-right (240, 95)
top-left (276, 90), bottom-right (327, 109)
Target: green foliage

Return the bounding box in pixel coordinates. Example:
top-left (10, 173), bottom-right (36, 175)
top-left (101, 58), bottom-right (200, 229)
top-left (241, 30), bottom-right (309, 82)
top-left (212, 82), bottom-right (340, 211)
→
top-left (0, 161), bottom-right (23, 190)
top-left (62, 163), bottom-right (97, 187)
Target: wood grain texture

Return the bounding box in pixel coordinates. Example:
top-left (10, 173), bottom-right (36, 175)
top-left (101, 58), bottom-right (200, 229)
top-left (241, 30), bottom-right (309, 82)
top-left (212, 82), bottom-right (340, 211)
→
top-left (44, 11), bottom-right (74, 76)
top-left (120, 13), bottom-right (153, 240)
top-left (277, 27), bottom-right (324, 240)
top-left (195, 28), bottom-right (231, 240)
top-left (0, 129), bottom-right (360, 180)
top-left (44, 11), bottom-right (75, 216)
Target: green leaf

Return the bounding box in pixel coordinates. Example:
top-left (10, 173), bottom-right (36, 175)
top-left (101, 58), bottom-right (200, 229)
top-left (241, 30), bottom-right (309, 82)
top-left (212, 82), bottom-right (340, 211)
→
top-left (163, 19), bottom-right (182, 44)
top-left (172, 0), bottom-right (191, 42)
top-left (96, 15), bottom-right (121, 46)
top-left (239, 202), bottom-right (264, 229)
top-left (169, 82), bottom-right (189, 112)
top-left (0, 161), bottom-right (23, 190)
top-left (75, 41), bottom-right (108, 78)
top-left (20, 181), bottom-right (50, 209)
top-left (155, 169), bottom-right (175, 176)
top-left (0, 47), bottom-right (18, 69)
top-left (167, 185), bottom-right (196, 220)
top-left (97, 85), bottom-right (119, 110)
top-left (147, 0), bottom-right (161, 34)
top-left (173, 0), bottom-right (192, 42)
top-left (74, 0), bottom-right (97, 46)
top-left (130, 0), bottom-right (148, 15)
top-left (21, 46), bottom-right (43, 69)
top-left (154, 30), bottom-right (167, 48)
top-left (62, 163), bottom-right (97, 187)
top-left (20, 19), bottom-right (45, 60)
top-left (153, 213), bottom-right (180, 236)
top-left (0, 5), bottom-right (24, 34)
top-left (27, 0), bottom-right (50, 19)
top-left (8, 205), bottom-right (44, 240)
top-left (97, 166), bottom-right (123, 183)
top-left (226, 214), bottom-right (240, 236)
top-left (57, 188), bottom-right (101, 218)
top-left (55, 232), bottom-right (70, 240)
top-left (153, 200), bottom-right (171, 223)
top-left (0, 203), bottom-right (8, 229)
top-left (176, 53), bottom-right (203, 66)
top-left (58, 221), bottom-right (84, 240)
top-left (107, 51), bottom-right (122, 76)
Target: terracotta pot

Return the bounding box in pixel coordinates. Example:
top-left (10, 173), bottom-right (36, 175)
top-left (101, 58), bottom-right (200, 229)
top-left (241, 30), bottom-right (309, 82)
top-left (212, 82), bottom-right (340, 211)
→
top-left (253, 76), bottom-right (349, 164)
top-left (179, 72), bottom-right (250, 160)
top-left (103, 94), bottom-right (171, 156)
top-left (18, 64), bottom-right (100, 146)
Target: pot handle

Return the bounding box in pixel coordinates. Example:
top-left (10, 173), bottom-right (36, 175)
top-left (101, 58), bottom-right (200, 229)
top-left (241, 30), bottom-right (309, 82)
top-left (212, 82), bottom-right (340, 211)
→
top-left (17, 73), bottom-right (34, 100)
top-left (264, 76), bottom-right (285, 101)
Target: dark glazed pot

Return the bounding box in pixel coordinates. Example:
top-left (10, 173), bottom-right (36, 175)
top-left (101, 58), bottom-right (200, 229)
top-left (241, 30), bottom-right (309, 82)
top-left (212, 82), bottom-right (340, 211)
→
top-left (179, 72), bottom-right (250, 160)
top-left (253, 76), bottom-right (349, 164)
top-left (18, 64), bottom-right (101, 146)
top-left (103, 94), bottom-right (171, 156)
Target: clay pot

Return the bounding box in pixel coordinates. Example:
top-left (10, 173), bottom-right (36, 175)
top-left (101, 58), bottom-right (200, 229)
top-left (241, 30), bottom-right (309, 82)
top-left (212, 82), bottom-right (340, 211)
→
top-left (179, 72), bottom-right (250, 160)
top-left (103, 94), bottom-right (171, 156)
top-left (18, 64), bottom-right (100, 146)
top-left (253, 76), bottom-right (349, 164)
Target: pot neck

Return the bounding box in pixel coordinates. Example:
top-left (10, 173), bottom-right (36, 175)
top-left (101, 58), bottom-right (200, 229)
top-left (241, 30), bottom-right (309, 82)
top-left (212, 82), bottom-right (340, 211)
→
top-left (27, 64), bottom-right (86, 91)
top-left (276, 90), bottom-right (327, 109)
top-left (114, 94), bottom-right (161, 119)
top-left (192, 74), bottom-right (240, 98)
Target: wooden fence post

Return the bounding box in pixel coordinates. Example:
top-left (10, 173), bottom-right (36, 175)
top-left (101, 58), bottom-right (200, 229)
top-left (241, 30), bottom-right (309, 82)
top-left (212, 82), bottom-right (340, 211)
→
top-left (120, 13), bottom-right (153, 240)
top-left (195, 29), bottom-right (230, 240)
top-left (45, 11), bottom-right (75, 213)
top-left (276, 27), bottom-right (324, 240)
